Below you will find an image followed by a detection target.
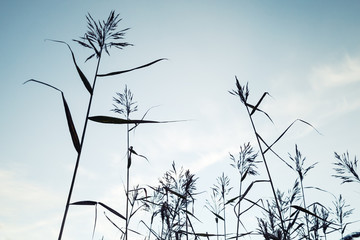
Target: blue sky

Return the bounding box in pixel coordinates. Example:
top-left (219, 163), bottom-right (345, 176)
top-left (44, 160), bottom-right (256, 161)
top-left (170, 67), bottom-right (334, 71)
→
top-left (1, 1), bottom-right (360, 239)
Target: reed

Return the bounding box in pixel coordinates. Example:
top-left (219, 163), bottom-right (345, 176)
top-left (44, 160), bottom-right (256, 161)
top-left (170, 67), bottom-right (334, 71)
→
top-left (26, 10), bottom-right (165, 240)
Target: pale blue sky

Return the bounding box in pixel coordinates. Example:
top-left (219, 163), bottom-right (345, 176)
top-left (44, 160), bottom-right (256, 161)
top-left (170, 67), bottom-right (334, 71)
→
top-left (1, 1), bottom-right (360, 239)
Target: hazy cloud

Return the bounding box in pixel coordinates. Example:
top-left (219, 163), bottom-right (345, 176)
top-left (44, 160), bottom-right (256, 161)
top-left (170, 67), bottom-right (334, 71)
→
top-left (311, 55), bottom-right (360, 89)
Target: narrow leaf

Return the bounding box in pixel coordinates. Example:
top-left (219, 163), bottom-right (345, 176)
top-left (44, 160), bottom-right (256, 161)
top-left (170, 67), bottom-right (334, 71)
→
top-left (257, 133), bottom-right (294, 169)
top-left (61, 93), bottom-right (81, 153)
top-left (291, 205), bottom-right (333, 225)
top-left (89, 115), bottom-right (182, 125)
top-left (263, 119), bottom-right (321, 154)
top-left (226, 196), bottom-right (240, 205)
top-left (104, 212), bottom-right (124, 234)
top-left (239, 180), bottom-right (269, 203)
top-left (70, 200), bottom-right (97, 206)
top-left (209, 210), bottom-right (225, 221)
top-left (228, 232), bottom-right (253, 239)
top-left (97, 58), bottom-right (167, 77)
top-left (24, 79), bottom-right (61, 92)
top-left (98, 202), bottom-right (126, 220)
top-left (129, 146), bottom-right (149, 162)
top-left (46, 39), bottom-right (93, 95)
top-left (24, 79), bottom-right (81, 153)
top-left (129, 105), bottom-right (160, 132)
top-left (250, 92), bottom-right (271, 116)
top-left (246, 103), bottom-right (273, 123)
top-left (163, 186), bottom-right (186, 199)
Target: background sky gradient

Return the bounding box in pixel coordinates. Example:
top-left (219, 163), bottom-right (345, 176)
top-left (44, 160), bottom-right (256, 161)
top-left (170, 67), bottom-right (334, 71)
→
top-left (1, 1), bottom-right (360, 239)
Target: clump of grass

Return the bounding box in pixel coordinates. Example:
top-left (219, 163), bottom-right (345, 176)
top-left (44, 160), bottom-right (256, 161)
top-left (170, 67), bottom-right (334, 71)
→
top-left (143, 162), bottom-right (198, 240)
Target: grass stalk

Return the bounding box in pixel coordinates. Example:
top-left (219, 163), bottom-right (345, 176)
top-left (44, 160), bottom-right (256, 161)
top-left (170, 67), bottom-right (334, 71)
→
top-left (58, 50), bottom-right (103, 240)
top-left (244, 99), bottom-right (286, 235)
top-left (125, 120), bottom-right (130, 240)
top-left (235, 178), bottom-right (242, 240)
top-left (229, 79), bottom-right (286, 236)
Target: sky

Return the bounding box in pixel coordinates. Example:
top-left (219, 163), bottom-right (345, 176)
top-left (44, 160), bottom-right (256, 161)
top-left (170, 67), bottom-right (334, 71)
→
top-left (1, 1), bottom-right (360, 240)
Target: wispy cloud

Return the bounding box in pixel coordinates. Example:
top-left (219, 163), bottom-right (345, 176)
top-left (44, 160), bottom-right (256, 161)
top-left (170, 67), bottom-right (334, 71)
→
top-left (311, 55), bottom-right (360, 89)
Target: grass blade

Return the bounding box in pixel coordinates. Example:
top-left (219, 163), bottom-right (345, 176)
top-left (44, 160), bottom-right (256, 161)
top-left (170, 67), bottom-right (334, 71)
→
top-left (24, 79), bottom-right (81, 153)
top-left (70, 200), bottom-right (97, 205)
top-left (246, 103), bottom-right (273, 123)
top-left (61, 92), bottom-right (81, 153)
top-left (98, 202), bottom-right (126, 220)
top-left (97, 58), bottom-right (167, 77)
top-left (46, 39), bottom-right (93, 95)
top-left (24, 79), bottom-right (61, 92)
top-left (263, 119), bottom-right (321, 154)
top-left (89, 115), bottom-right (183, 125)
top-left (238, 180), bottom-right (269, 203)
top-left (250, 92), bottom-right (271, 116)
top-left (104, 212), bottom-right (124, 234)
top-left (291, 205), bottom-right (335, 226)
top-left (257, 133), bottom-right (294, 169)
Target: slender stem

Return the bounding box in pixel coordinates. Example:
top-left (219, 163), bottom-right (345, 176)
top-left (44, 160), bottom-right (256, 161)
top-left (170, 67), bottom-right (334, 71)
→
top-left (223, 196), bottom-right (227, 240)
top-left (235, 176), bottom-right (243, 240)
top-left (58, 52), bottom-right (102, 240)
top-left (185, 203), bottom-right (189, 240)
top-left (300, 179), bottom-right (310, 239)
top-left (244, 104), bottom-right (286, 235)
top-left (125, 122), bottom-right (130, 240)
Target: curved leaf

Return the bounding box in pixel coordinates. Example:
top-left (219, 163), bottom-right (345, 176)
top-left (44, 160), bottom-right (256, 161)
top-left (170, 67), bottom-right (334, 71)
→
top-left (70, 200), bottom-right (97, 205)
top-left (46, 39), bottom-right (93, 95)
top-left (97, 58), bottom-right (167, 77)
top-left (263, 119), bottom-right (322, 154)
top-left (24, 79), bottom-right (81, 153)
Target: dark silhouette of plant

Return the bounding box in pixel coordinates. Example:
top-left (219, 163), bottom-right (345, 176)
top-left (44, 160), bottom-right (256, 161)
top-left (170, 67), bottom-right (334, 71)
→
top-left (205, 190), bottom-right (223, 240)
top-left (141, 186), bottom-right (164, 240)
top-left (25, 10), bottom-right (165, 240)
top-left (331, 194), bottom-right (354, 239)
top-left (229, 142), bottom-right (259, 239)
top-left (229, 77), bottom-right (320, 238)
top-left (333, 152), bottom-right (360, 184)
top-left (111, 85), bottom-right (138, 239)
top-left (211, 173), bottom-right (232, 240)
top-left (146, 162), bottom-right (198, 240)
top-left (318, 206), bottom-right (332, 240)
top-left (288, 144), bottom-right (318, 239)
top-left (257, 183), bottom-right (307, 240)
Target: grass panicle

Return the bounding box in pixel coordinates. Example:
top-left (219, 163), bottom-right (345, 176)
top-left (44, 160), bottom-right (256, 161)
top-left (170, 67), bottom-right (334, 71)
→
top-left (333, 151), bottom-right (360, 184)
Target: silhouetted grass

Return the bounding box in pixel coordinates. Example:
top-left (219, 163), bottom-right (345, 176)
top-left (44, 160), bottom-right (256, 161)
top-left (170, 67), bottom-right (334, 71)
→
top-left (26, 10), bottom-right (359, 240)
top-left (26, 10), bottom-right (165, 240)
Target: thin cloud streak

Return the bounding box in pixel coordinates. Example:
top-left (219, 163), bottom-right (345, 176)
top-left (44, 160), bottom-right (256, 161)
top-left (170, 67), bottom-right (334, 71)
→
top-left (311, 54), bottom-right (360, 89)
